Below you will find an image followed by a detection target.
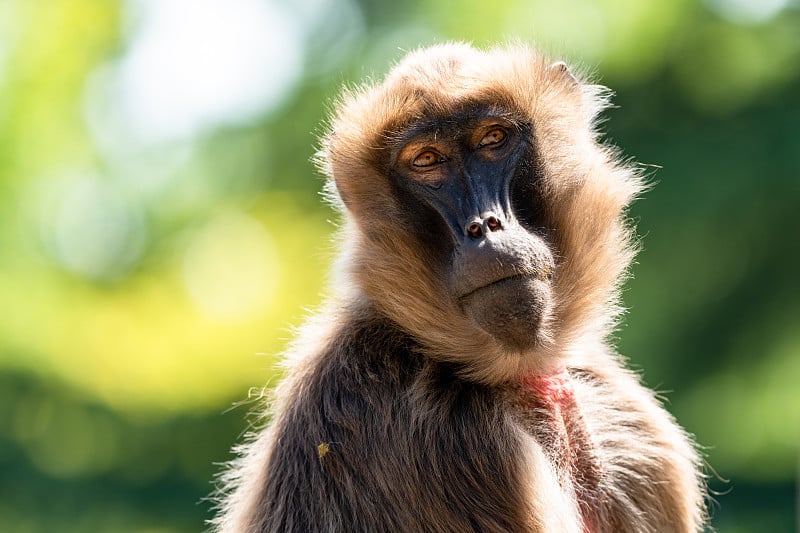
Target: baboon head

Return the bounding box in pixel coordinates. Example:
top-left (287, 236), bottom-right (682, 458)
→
top-left (319, 43), bottom-right (644, 383)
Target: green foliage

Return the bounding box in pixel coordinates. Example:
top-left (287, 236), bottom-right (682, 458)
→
top-left (0, 0), bottom-right (797, 531)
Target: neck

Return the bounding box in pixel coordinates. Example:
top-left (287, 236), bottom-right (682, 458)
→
top-left (521, 367), bottom-right (574, 405)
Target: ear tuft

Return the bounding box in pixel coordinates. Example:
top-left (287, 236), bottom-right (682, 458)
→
top-left (549, 61), bottom-right (580, 85)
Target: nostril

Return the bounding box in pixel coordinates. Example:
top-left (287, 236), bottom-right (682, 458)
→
top-left (467, 222), bottom-right (483, 238)
top-left (486, 216), bottom-right (501, 232)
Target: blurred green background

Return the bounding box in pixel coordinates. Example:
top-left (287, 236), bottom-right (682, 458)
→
top-left (0, 0), bottom-right (798, 531)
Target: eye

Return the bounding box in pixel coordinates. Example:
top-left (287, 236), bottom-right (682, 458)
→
top-left (413, 150), bottom-right (446, 167)
top-left (478, 128), bottom-right (506, 148)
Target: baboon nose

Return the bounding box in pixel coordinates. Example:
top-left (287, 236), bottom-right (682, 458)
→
top-left (466, 213), bottom-right (503, 239)
top-left (467, 221), bottom-right (483, 238)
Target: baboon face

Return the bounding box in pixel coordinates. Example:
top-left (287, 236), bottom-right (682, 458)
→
top-left (326, 44), bottom-right (638, 372)
top-left (388, 107), bottom-right (555, 351)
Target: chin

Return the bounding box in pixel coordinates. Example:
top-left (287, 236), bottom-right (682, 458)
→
top-left (460, 275), bottom-right (553, 352)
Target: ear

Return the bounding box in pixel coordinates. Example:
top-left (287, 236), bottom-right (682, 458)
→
top-left (548, 61), bottom-right (580, 86)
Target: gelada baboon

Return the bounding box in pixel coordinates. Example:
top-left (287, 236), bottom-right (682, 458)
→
top-left (212, 43), bottom-right (707, 532)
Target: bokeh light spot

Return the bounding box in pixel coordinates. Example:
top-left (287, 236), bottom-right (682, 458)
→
top-left (706, 0), bottom-right (791, 24)
top-left (40, 175), bottom-right (146, 281)
top-left (182, 211), bottom-right (279, 322)
top-left (114, 0), bottom-right (304, 143)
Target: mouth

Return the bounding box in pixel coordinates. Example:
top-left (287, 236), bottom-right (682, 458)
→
top-left (456, 261), bottom-right (554, 302)
top-left (458, 273), bottom-right (532, 301)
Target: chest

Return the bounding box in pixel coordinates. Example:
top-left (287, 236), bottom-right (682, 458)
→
top-left (506, 371), bottom-right (604, 532)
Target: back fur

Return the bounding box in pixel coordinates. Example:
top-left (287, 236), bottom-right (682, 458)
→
top-left (211, 43), bottom-right (707, 532)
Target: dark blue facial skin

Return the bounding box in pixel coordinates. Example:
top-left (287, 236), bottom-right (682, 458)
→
top-left (388, 108), bottom-right (556, 349)
top-left (389, 109), bottom-right (532, 247)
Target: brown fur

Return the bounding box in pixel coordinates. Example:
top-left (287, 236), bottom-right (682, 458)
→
top-left (211, 43), bottom-right (707, 532)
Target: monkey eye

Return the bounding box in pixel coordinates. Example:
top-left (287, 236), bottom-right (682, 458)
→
top-left (413, 150), bottom-right (446, 168)
top-left (477, 128), bottom-right (506, 148)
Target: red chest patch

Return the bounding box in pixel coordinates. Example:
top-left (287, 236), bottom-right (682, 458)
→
top-left (522, 368), bottom-right (575, 407)
top-left (520, 368), bottom-right (601, 533)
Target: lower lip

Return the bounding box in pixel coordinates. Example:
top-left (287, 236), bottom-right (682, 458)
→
top-left (459, 274), bottom-right (531, 300)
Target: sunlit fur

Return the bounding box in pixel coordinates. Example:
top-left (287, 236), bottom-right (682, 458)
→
top-left (212, 43), bottom-right (707, 532)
